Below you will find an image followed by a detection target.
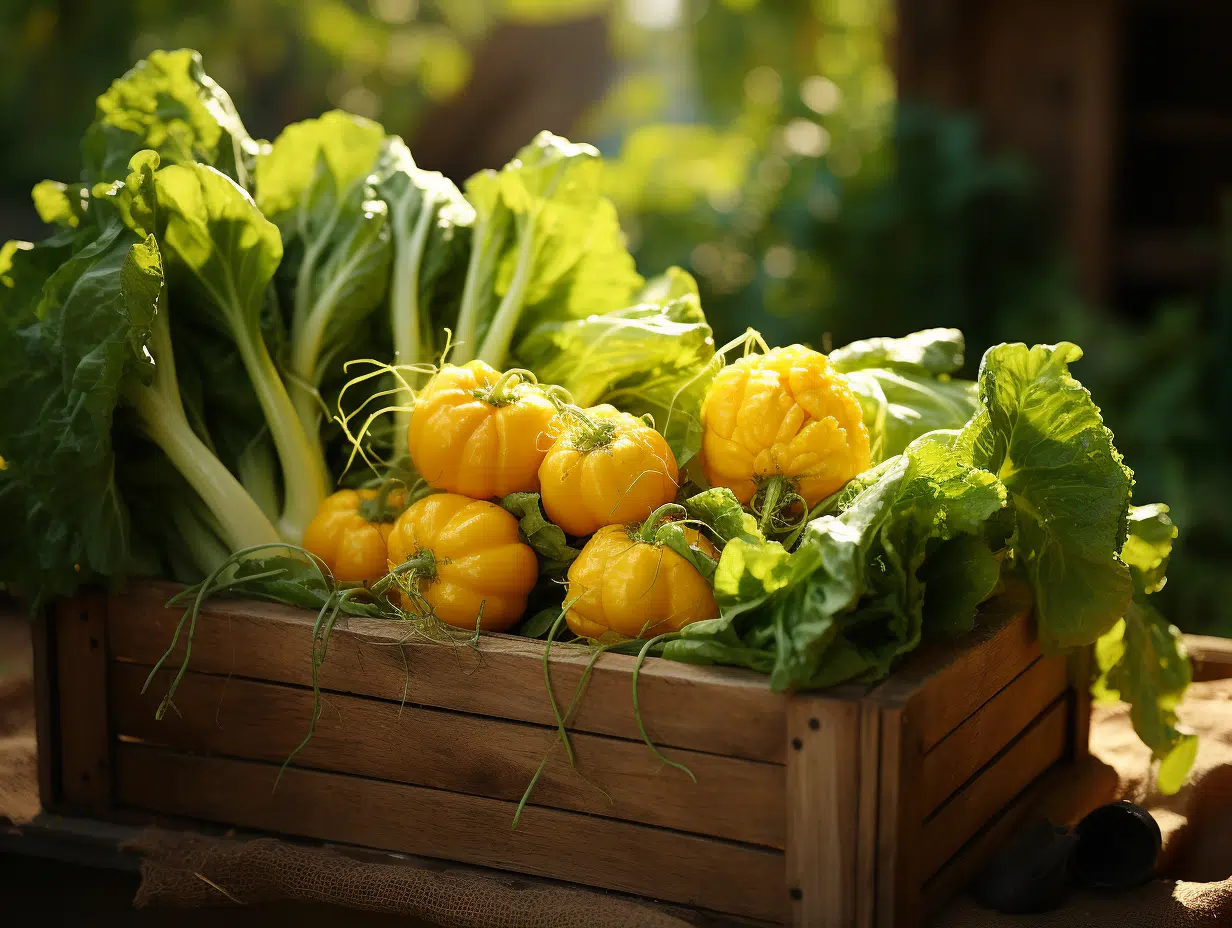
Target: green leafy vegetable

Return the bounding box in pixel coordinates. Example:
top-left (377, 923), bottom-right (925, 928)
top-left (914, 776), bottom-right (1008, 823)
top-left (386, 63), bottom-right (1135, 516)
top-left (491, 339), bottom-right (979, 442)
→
top-left (82, 49), bottom-right (256, 188)
top-left (834, 329), bottom-right (979, 462)
top-left (829, 327), bottom-right (966, 376)
top-left (256, 111), bottom-right (393, 477)
top-left (961, 342), bottom-right (1134, 651)
top-left (668, 431), bottom-right (1006, 688)
top-left (1095, 504), bottom-right (1196, 794)
top-left (374, 137), bottom-right (472, 450)
top-left (154, 160), bottom-right (328, 540)
top-left (501, 491), bottom-right (580, 578)
top-left (516, 268), bottom-right (716, 465)
top-left (452, 131), bottom-right (642, 367)
top-left (0, 154), bottom-right (280, 608)
top-left (683, 486), bottom-right (762, 545)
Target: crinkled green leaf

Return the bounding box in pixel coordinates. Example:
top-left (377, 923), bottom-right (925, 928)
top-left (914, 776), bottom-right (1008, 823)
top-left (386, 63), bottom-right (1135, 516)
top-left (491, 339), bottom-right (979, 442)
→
top-left (83, 49), bottom-right (255, 188)
top-left (515, 267), bottom-right (715, 465)
top-left (1123, 503), bottom-right (1177, 596)
top-left (683, 486), bottom-right (762, 545)
top-left (919, 533), bottom-right (1002, 638)
top-left (674, 431), bottom-right (1006, 688)
top-left (961, 342), bottom-right (1133, 650)
top-left (500, 491), bottom-right (580, 578)
top-left (845, 367), bottom-right (979, 463)
top-left (830, 327), bottom-right (966, 376)
top-left (1095, 602), bottom-right (1196, 794)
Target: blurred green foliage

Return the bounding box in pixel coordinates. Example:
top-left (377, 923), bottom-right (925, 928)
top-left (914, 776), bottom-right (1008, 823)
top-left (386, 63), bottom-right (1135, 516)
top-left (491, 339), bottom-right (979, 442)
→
top-left (0, 0), bottom-right (1227, 634)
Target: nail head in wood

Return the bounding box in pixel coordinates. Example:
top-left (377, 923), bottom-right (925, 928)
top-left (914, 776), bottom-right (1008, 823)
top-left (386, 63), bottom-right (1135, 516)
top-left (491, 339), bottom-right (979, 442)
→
top-left (790, 887), bottom-right (803, 901)
top-left (791, 737), bottom-right (803, 751)
top-left (808, 717), bottom-right (820, 730)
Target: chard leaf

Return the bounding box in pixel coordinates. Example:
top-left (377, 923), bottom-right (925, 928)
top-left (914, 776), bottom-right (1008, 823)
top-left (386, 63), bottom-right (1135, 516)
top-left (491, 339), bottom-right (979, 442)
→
top-left (919, 533), bottom-right (1002, 638)
top-left (83, 49), bottom-right (255, 188)
top-left (454, 131), bottom-right (642, 367)
top-left (154, 161), bottom-right (327, 540)
top-left (961, 342), bottom-right (1134, 650)
top-left (830, 327), bottom-right (966, 376)
top-left (32, 181), bottom-right (89, 229)
top-left (501, 491), bottom-right (580, 578)
top-left (0, 212), bottom-right (163, 608)
top-left (258, 113), bottom-right (395, 466)
top-left (515, 267), bottom-right (715, 465)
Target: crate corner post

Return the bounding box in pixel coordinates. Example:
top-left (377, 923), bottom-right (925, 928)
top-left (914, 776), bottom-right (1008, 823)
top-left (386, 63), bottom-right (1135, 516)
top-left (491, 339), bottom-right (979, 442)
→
top-left (785, 692), bottom-right (865, 928)
top-left (40, 592), bottom-right (113, 814)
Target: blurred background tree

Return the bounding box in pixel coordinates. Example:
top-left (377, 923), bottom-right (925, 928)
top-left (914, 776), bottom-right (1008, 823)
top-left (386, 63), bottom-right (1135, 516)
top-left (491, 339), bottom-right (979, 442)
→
top-left (2, 0), bottom-right (1228, 635)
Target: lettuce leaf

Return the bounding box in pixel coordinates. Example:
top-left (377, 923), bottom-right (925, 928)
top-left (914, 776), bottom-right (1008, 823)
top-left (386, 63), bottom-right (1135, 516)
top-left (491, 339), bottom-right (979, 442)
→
top-left (961, 342), bottom-right (1134, 650)
top-left (666, 431), bottom-right (1006, 688)
top-left (500, 491), bottom-right (580, 579)
top-left (1095, 504), bottom-right (1196, 794)
top-left (833, 329), bottom-right (979, 462)
top-left (829, 327), bottom-right (966, 376)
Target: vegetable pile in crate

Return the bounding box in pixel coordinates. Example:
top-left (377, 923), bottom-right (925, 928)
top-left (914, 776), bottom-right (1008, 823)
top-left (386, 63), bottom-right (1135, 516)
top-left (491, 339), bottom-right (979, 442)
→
top-left (0, 48), bottom-right (1195, 801)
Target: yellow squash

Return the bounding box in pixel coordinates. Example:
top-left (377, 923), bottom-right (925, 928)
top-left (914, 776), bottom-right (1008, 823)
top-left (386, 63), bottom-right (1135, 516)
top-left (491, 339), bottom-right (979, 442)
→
top-left (385, 492), bottom-right (538, 632)
top-left (302, 488), bottom-right (405, 583)
top-left (408, 362), bottom-right (557, 500)
top-left (564, 508), bottom-right (719, 640)
top-left (539, 404), bottom-right (679, 538)
top-left (700, 344), bottom-right (870, 512)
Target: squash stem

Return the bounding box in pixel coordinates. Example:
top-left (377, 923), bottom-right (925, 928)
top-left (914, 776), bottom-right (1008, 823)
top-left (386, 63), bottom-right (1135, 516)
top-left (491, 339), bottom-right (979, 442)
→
top-left (756, 474), bottom-right (791, 537)
top-left (475, 367), bottom-right (537, 407)
top-left (635, 503), bottom-right (689, 544)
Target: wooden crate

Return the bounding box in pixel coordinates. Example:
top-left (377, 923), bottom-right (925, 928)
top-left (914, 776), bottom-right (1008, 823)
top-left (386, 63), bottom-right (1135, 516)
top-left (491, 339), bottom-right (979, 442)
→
top-left (35, 579), bottom-right (1091, 927)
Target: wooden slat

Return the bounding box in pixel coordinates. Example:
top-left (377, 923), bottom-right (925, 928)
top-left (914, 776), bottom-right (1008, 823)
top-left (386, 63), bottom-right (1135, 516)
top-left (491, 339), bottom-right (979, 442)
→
top-left (108, 581), bottom-right (789, 763)
top-left (114, 742), bottom-right (786, 923)
top-left (112, 662), bottom-right (785, 848)
top-left (919, 754), bottom-right (1119, 919)
top-left (785, 695), bottom-right (861, 927)
top-left (871, 587), bottom-right (1040, 750)
top-left (31, 608), bottom-right (57, 809)
top-left (52, 595), bottom-right (111, 810)
top-left (920, 698), bottom-right (1069, 877)
top-left (919, 656), bottom-right (1068, 814)
top-left (1185, 634), bottom-right (1232, 682)
top-left (856, 704), bottom-right (881, 928)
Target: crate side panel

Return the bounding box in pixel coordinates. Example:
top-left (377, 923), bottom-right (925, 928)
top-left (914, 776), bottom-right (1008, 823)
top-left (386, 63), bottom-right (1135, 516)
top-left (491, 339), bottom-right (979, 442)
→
top-left (52, 595), bottom-right (111, 810)
top-left (919, 698), bottom-right (1069, 876)
top-left (919, 656), bottom-right (1068, 814)
top-left (785, 695), bottom-right (862, 927)
top-left (113, 662), bottom-right (786, 848)
top-left (114, 742), bottom-right (786, 923)
top-left (108, 582), bottom-right (788, 763)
